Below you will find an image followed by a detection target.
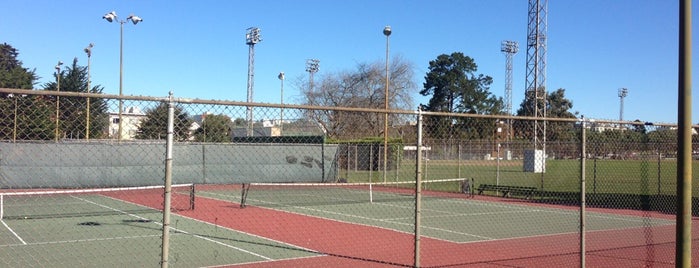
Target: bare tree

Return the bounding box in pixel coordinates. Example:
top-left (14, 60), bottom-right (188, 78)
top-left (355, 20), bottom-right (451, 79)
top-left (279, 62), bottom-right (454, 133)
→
top-left (298, 56), bottom-right (416, 139)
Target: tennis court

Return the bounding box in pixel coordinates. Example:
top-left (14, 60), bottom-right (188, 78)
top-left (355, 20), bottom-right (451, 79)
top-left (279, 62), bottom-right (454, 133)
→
top-left (185, 181), bottom-right (677, 267)
top-left (0, 185), bottom-right (321, 267)
top-left (0, 180), bottom-right (680, 267)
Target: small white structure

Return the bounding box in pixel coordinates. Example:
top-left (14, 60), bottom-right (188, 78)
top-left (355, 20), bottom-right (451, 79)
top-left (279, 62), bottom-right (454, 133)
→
top-left (523, 149), bottom-right (545, 173)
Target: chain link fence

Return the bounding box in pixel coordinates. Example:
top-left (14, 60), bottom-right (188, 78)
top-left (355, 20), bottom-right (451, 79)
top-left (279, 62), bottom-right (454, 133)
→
top-left (0, 88), bottom-right (694, 267)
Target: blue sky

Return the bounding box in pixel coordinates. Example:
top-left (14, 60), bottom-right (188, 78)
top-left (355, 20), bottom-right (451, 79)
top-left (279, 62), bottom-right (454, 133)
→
top-left (1, 0), bottom-right (695, 123)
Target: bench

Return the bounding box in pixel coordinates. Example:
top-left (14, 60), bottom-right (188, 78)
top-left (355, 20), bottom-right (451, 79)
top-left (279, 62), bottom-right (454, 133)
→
top-left (476, 184), bottom-right (537, 199)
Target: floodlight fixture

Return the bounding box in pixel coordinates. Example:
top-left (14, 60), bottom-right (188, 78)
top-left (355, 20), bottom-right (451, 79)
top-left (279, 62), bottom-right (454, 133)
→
top-left (55, 61), bottom-right (63, 73)
top-left (103, 11), bottom-right (117, 22)
top-left (305, 59), bottom-right (320, 73)
top-left (383, 25), bottom-right (392, 37)
top-left (501, 40), bottom-right (519, 53)
top-left (246, 27), bottom-right (262, 45)
top-left (127, 14), bottom-right (143, 25)
top-left (84, 43), bottom-right (94, 57)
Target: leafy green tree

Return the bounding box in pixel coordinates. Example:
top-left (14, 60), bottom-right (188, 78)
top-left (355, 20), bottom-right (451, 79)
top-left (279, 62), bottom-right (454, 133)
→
top-left (136, 102), bottom-right (192, 141)
top-left (42, 58), bottom-right (108, 139)
top-left (193, 114), bottom-right (233, 142)
top-left (514, 88), bottom-right (577, 142)
top-left (0, 43), bottom-right (42, 140)
top-left (1, 95), bottom-right (55, 140)
top-left (0, 43), bottom-right (37, 90)
top-left (420, 52), bottom-right (500, 139)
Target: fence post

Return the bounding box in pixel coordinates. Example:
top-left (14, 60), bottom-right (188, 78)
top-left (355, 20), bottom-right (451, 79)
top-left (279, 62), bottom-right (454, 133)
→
top-left (160, 91), bottom-right (175, 268)
top-left (414, 107), bottom-right (423, 267)
top-left (579, 116), bottom-right (587, 267)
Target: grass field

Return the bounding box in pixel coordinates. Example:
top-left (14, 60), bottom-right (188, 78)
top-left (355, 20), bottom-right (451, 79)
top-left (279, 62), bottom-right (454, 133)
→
top-left (340, 158), bottom-right (698, 196)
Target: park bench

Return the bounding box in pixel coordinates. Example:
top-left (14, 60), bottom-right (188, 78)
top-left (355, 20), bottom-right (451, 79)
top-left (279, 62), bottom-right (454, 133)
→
top-left (476, 184), bottom-right (537, 199)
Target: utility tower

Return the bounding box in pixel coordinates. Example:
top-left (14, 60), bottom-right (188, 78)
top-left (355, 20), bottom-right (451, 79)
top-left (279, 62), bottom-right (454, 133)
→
top-left (306, 59), bottom-right (320, 93)
top-left (246, 27), bottom-right (262, 137)
top-left (501, 40), bottom-right (518, 144)
top-left (524, 0), bottom-right (547, 173)
top-left (618, 88), bottom-right (628, 122)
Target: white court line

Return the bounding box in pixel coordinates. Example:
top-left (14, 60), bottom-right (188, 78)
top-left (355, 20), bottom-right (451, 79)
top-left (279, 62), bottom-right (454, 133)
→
top-left (204, 191), bottom-right (493, 241)
top-left (207, 189), bottom-right (676, 245)
top-left (0, 234), bottom-right (161, 248)
top-left (1, 219), bottom-right (27, 245)
top-left (96, 195), bottom-right (327, 263)
top-left (74, 195), bottom-right (275, 261)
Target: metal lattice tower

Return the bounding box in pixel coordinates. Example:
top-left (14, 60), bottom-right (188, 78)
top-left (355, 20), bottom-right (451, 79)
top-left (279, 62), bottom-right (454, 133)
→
top-left (525, 0), bottom-right (547, 152)
top-left (306, 59), bottom-right (320, 92)
top-left (501, 40), bottom-right (518, 144)
top-left (245, 27), bottom-right (261, 137)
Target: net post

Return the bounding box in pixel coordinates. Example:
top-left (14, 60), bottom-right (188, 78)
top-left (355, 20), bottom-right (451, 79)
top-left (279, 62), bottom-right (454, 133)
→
top-left (240, 183), bottom-right (250, 208)
top-left (1, 194), bottom-right (4, 220)
top-left (189, 184), bottom-right (195, 210)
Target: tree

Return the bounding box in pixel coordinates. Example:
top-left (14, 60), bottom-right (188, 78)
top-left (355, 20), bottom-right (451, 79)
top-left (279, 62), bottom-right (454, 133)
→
top-left (0, 43), bottom-right (42, 140)
top-left (420, 52), bottom-right (501, 139)
top-left (514, 88), bottom-right (577, 142)
top-left (0, 43), bottom-right (37, 90)
top-left (42, 58), bottom-right (108, 139)
top-left (300, 56), bottom-right (416, 139)
top-left (193, 114), bottom-right (233, 142)
top-left (136, 103), bottom-right (192, 141)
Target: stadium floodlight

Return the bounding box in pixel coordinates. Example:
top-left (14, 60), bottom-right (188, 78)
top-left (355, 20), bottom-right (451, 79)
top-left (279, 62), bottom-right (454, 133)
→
top-left (245, 27), bottom-right (262, 137)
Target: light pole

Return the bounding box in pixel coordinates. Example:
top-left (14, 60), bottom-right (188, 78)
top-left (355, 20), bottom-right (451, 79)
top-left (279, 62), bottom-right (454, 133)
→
top-left (618, 88), bottom-right (628, 122)
top-left (382, 25), bottom-right (391, 183)
top-left (278, 72), bottom-right (285, 136)
top-left (103, 11), bottom-right (142, 140)
top-left (55, 60), bottom-right (63, 142)
top-left (84, 43), bottom-right (93, 140)
top-left (245, 27), bottom-right (261, 137)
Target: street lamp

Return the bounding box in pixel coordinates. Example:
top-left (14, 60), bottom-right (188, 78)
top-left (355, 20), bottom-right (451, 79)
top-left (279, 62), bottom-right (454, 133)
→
top-left (103, 11), bottom-right (142, 140)
top-left (382, 25), bottom-right (391, 182)
top-left (278, 72), bottom-right (285, 136)
top-left (84, 43), bottom-right (93, 140)
top-left (55, 60), bottom-right (63, 142)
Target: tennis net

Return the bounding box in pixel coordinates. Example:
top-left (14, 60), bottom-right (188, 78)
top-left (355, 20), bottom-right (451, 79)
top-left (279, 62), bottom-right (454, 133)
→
top-left (0, 184), bottom-right (195, 220)
top-left (237, 178), bottom-right (469, 208)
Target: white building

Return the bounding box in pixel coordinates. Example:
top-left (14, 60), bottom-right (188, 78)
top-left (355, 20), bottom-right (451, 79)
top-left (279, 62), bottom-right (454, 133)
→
top-left (108, 106), bottom-right (146, 140)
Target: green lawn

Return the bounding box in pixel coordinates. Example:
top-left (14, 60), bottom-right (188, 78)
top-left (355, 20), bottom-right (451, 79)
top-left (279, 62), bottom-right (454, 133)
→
top-left (339, 158), bottom-right (698, 197)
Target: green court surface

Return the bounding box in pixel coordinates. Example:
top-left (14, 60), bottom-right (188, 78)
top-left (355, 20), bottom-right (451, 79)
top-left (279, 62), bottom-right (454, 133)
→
top-left (0, 194), bottom-right (318, 267)
top-left (1, 185), bottom-right (676, 267)
top-left (198, 185), bottom-right (675, 243)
